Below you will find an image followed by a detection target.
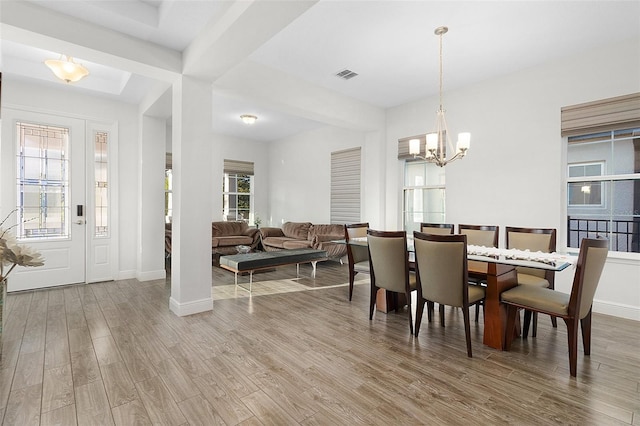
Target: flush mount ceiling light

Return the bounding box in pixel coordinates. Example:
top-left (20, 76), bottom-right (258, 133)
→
top-left (44, 55), bottom-right (90, 83)
top-left (240, 114), bottom-right (257, 125)
top-left (409, 26), bottom-right (470, 167)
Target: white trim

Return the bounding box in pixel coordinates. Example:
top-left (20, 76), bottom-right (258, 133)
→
top-left (169, 296), bottom-right (213, 317)
top-left (593, 299), bottom-right (640, 321)
top-left (136, 269), bottom-right (166, 281)
top-left (117, 270), bottom-right (137, 280)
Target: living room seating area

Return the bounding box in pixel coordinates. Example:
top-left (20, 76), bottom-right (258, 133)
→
top-left (260, 221), bottom-right (347, 260)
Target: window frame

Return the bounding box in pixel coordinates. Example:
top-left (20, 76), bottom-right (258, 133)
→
top-left (565, 129), bottom-right (640, 256)
top-left (567, 161), bottom-right (605, 208)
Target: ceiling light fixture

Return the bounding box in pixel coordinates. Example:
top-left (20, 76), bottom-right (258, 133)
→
top-left (240, 114), bottom-right (257, 125)
top-left (410, 26), bottom-right (470, 167)
top-left (44, 55), bottom-right (89, 83)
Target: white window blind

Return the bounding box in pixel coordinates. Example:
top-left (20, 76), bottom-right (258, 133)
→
top-left (331, 147), bottom-right (361, 224)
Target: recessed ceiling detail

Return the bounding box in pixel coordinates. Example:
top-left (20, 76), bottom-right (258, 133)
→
top-left (335, 69), bottom-right (359, 80)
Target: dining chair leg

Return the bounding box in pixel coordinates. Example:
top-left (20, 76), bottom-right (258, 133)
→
top-left (532, 312), bottom-right (538, 337)
top-left (415, 297), bottom-right (426, 336)
top-left (564, 318), bottom-right (579, 377)
top-left (551, 317), bottom-right (558, 328)
top-left (523, 309), bottom-right (532, 338)
top-left (581, 308), bottom-right (593, 355)
top-left (439, 304), bottom-right (445, 327)
top-left (348, 270), bottom-right (356, 301)
top-left (369, 285), bottom-right (377, 320)
top-left (463, 306), bottom-right (472, 357)
top-left (427, 301), bottom-right (434, 322)
top-left (504, 305), bottom-right (519, 351)
top-left (406, 290), bottom-right (413, 335)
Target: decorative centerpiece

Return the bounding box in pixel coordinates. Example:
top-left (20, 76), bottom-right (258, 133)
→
top-left (254, 216), bottom-right (262, 229)
top-left (236, 245), bottom-right (251, 254)
top-left (1, 210), bottom-right (45, 360)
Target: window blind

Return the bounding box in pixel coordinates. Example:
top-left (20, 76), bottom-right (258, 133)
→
top-left (561, 92), bottom-right (640, 137)
top-left (331, 147), bottom-right (361, 224)
top-left (224, 159), bottom-right (254, 175)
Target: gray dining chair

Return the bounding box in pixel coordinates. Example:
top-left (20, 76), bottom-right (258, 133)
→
top-left (345, 222), bottom-right (370, 301)
top-left (367, 229), bottom-right (416, 334)
top-left (459, 224), bottom-right (499, 322)
top-left (419, 223), bottom-right (454, 235)
top-left (506, 226), bottom-right (557, 337)
top-left (413, 231), bottom-right (485, 357)
top-left (501, 238), bottom-right (608, 377)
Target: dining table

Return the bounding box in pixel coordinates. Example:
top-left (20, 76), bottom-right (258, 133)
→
top-left (341, 237), bottom-right (574, 351)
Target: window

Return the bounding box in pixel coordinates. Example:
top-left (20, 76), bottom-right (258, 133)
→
top-left (16, 121), bottom-right (70, 239)
top-left (331, 147), bottom-right (361, 224)
top-left (566, 128), bottom-right (640, 253)
top-left (568, 162), bottom-right (603, 206)
top-left (223, 159), bottom-right (254, 223)
top-left (403, 160), bottom-right (445, 234)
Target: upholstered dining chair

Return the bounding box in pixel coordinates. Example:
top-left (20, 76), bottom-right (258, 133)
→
top-left (501, 238), bottom-right (608, 377)
top-left (367, 229), bottom-right (416, 334)
top-left (419, 223), bottom-right (455, 235)
top-left (459, 224), bottom-right (499, 321)
top-left (413, 232), bottom-right (485, 357)
top-left (506, 226), bottom-right (557, 337)
top-left (344, 222), bottom-right (370, 301)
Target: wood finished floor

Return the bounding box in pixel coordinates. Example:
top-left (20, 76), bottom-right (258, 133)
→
top-left (1, 261), bottom-right (639, 425)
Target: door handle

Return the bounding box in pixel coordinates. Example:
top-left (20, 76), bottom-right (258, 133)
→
top-left (75, 220), bottom-right (85, 225)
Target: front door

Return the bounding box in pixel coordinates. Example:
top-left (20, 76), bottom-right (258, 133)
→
top-left (2, 109), bottom-right (86, 291)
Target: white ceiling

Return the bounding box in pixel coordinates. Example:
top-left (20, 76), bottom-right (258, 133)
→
top-left (1, 0), bottom-right (639, 142)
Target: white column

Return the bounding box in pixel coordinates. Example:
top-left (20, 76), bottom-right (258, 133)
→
top-left (137, 115), bottom-right (167, 281)
top-left (169, 75), bottom-right (214, 316)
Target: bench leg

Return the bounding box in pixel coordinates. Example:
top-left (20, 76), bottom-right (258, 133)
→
top-left (249, 271), bottom-right (253, 293)
top-left (311, 261), bottom-right (318, 278)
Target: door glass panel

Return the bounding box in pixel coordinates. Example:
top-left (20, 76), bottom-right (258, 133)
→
top-left (16, 122), bottom-right (70, 240)
top-left (94, 131), bottom-right (109, 237)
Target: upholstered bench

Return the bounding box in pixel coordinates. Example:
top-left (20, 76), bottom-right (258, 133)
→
top-left (219, 248), bottom-right (328, 292)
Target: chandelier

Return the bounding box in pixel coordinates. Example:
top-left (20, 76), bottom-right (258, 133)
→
top-left (409, 26), bottom-right (470, 167)
top-left (44, 55), bottom-right (89, 84)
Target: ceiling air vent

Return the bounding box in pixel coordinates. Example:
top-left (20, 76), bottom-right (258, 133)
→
top-left (335, 69), bottom-right (358, 80)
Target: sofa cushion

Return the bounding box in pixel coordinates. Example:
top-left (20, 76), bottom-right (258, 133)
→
top-left (262, 236), bottom-right (299, 249)
top-left (310, 224), bottom-right (344, 240)
top-left (212, 221), bottom-right (248, 237)
top-left (282, 222), bottom-right (312, 240)
top-left (283, 240), bottom-right (313, 249)
top-left (213, 235), bottom-right (254, 248)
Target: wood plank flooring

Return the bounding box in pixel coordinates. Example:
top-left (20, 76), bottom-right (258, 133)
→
top-left (1, 261), bottom-right (639, 425)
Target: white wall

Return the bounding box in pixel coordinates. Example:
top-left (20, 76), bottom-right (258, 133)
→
top-left (267, 125), bottom-right (372, 226)
top-left (1, 78), bottom-right (140, 279)
top-left (386, 37), bottom-right (640, 320)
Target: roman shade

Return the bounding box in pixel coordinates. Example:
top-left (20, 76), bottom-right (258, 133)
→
top-left (331, 147), bottom-right (361, 224)
top-left (561, 92), bottom-right (640, 137)
top-left (224, 159), bottom-right (254, 175)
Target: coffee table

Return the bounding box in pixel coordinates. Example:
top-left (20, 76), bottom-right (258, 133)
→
top-left (219, 248), bottom-right (328, 292)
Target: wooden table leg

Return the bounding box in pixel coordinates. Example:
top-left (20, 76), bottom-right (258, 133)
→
top-left (483, 263), bottom-right (518, 350)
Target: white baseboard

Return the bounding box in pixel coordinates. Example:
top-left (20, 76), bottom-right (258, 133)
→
top-left (593, 300), bottom-right (639, 321)
top-left (169, 296), bottom-right (213, 317)
top-left (117, 270), bottom-right (136, 280)
top-left (137, 269), bottom-right (166, 282)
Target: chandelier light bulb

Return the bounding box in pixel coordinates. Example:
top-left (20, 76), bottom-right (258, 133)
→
top-left (240, 114), bottom-right (258, 125)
